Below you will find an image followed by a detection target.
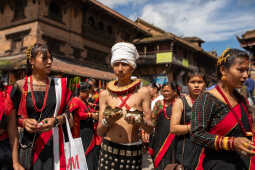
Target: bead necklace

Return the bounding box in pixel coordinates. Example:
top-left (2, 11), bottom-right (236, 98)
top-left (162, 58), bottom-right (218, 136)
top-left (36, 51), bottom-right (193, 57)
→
top-left (30, 76), bottom-right (50, 113)
top-left (163, 99), bottom-right (175, 120)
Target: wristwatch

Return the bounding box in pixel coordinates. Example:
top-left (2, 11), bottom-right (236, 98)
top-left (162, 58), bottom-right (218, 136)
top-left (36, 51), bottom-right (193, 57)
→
top-left (53, 117), bottom-right (60, 127)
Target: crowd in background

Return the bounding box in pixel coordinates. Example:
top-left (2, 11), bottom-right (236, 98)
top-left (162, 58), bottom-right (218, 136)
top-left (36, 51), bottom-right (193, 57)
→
top-left (0, 43), bottom-right (254, 170)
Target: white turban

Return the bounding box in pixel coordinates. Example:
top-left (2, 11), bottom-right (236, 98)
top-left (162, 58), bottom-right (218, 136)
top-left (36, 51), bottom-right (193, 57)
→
top-left (111, 42), bottom-right (139, 69)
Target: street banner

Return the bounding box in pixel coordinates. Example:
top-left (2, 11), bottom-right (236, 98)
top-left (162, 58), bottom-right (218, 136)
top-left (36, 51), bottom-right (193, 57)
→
top-left (182, 58), bottom-right (189, 67)
top-left (156, 52), bottom-right (172, 64)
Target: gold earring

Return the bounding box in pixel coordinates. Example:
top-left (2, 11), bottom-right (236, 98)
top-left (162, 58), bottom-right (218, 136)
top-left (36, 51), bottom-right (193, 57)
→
top-left (221, 75), bottom-right (227, 81)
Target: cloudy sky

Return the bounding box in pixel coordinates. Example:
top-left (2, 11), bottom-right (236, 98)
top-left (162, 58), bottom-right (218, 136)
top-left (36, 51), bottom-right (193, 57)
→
top-left (98, 0), bottom-right (255, 55)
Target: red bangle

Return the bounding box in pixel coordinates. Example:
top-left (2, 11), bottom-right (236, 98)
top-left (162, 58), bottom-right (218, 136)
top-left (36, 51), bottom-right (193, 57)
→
top-left (231, 137), bottom-right (235, 150)
top-left (227, 137), bottom-right (231, 150)
top-left (216, 136), bottom-right (220, 150)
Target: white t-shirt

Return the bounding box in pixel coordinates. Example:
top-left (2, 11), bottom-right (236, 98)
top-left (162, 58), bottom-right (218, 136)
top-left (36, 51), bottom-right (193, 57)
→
top-left (151, 95), bottom-right (163, 110)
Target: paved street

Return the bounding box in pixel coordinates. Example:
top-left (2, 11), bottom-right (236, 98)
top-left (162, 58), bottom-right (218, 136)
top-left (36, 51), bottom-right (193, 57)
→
top-left (142, 153), bottom-right (154, 170)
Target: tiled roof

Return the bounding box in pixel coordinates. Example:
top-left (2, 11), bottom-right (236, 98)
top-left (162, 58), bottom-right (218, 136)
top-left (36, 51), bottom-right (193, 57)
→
top-left (134, 33), bottom-right (217, 59)
top-left (183, 36), bottom-right (205, 43)
top-left (133, 18), bottom-right (216, 59)
top-left (135, 18), bottom-right (166, 34)
top-left (0, 54), bottom-right (115, 80)
top-left (52, 58), bottom-right (115, 80)
top-left (87, 0), bottom-right (151, 36)
top-left (242, 29), bottom-right (255, 39)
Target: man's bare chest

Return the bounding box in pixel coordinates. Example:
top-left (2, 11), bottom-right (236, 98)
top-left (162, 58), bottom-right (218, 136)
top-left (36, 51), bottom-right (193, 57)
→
top-left (107, 93), bottom-right (142, 110)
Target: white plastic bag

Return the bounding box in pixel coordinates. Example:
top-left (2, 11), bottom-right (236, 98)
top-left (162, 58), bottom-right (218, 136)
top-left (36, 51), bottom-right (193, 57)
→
top-left (64, 115), bottom-right (88, 170)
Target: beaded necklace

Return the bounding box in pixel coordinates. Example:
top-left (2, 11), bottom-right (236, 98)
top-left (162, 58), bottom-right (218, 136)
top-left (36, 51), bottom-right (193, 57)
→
top-left (30, 76), bottom-right (50, 113)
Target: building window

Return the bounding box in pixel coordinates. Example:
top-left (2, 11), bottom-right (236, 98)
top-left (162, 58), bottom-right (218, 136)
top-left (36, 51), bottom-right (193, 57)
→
top-left (107, 26), bottom-right (112, 34)
top-left (48, 2), bottom-right (62, 22)
top-left (73, 47), bottom-right (81, 58)
top-left (42, 35), bottom-right (64, 56)
top-left (5, 29), bottom-right (31, 53)
top-left (125, 33), bottom-right (130, 41)
top-left (98, 22), bottom-right (104, 31)
top-left (11, 38), bottom-right (23, 51)
top-left (88, 16), bottom-right (95, 26)
top-left (13, 0), bottom-right (26, 21)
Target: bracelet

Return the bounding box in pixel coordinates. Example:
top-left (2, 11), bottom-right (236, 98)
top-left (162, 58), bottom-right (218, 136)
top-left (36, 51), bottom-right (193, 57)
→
top-left (222, 137), bottom-right (229, 150)
top-left (218, 136), bottom-right (223, 150)
top-left (102, 118), bottom-right (110, 128)
top-left (215, 136), bottom-right (235, 151)
top-left (53, 117), bottom-right (60, 127)
top-left (214, 136), bottom-right (219, 150)
top-left (231, 137), bottom-right (235, 150)
top-left (186, 125), bottom-right (190, 132)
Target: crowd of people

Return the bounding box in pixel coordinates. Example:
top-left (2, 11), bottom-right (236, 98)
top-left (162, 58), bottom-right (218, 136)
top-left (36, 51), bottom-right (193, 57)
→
top-left (0, 41), bottom-right (254, 170)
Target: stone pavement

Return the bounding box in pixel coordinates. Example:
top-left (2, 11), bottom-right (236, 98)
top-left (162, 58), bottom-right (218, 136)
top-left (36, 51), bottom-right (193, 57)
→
top-left (142, 152), bottom-right (154, 170)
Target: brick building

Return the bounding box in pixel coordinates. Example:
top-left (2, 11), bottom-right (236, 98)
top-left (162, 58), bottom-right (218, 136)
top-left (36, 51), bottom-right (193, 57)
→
top-left (0, 0), bottom-right (150, 85)
top-left (237, 29), bottom-right (255, 56)
top-left (133, 18), bottom-right (217, 85)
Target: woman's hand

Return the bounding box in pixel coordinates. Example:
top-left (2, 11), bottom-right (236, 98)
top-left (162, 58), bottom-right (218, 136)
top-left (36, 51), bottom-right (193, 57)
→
top-left (13, 162), bottom-right (25, 170)
top-left (23, 118), bottom-right (38, 133)
top-left (234, 137), bottom-right (255, 156)
top-left (92, 112), bottom-right (99, 120)
top-left (38, 117), bottom-right (55, 132)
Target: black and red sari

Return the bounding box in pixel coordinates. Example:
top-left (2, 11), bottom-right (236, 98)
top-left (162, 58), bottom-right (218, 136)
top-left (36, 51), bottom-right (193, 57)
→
top-left (191, 90), bottom-right (255, 170)
top-left (69, 97), bottom-right (100, 170)
top-left (174, 96), bottom-right (203, 170)
top-left (150, 100), bottom-right (175, 170)
top-left (11, 77), bottom-right (71, 170)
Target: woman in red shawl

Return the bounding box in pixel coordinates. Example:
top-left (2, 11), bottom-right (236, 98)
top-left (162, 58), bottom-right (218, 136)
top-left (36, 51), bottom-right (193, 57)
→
top-left (191, 48), bottom-right (255, 170)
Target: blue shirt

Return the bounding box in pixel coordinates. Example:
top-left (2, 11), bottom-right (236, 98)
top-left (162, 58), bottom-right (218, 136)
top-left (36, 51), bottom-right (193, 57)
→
top-left (244, 78), bottom-right (255, 93)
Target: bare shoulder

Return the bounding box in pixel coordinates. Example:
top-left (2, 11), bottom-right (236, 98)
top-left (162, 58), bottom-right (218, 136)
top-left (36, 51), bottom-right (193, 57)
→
top-left (137, 86), bottom-right (150, 95)
top-left (16, 79), bottom-right (25, 90)
top-left (99, 89), bottom-right (110, 98)
top-left (174, 97), bottom-right (183, 104)
top-left (173, 97), bottom-right (184, 107)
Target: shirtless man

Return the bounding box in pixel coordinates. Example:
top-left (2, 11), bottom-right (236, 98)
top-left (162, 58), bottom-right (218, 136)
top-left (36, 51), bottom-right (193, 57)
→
top-left (97, 42), bottom-right (154, 170)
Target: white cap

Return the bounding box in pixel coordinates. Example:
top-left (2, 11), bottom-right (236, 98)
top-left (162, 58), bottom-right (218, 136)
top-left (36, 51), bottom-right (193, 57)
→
top-left (111, 42), bottom-right (139, 69)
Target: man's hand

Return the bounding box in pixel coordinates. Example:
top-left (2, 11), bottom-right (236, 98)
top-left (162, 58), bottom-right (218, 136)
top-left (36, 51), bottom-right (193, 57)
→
top-left (124, 114), bottom-right (143, 126)
top-left (104, 112), bottom-right (123, 126)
